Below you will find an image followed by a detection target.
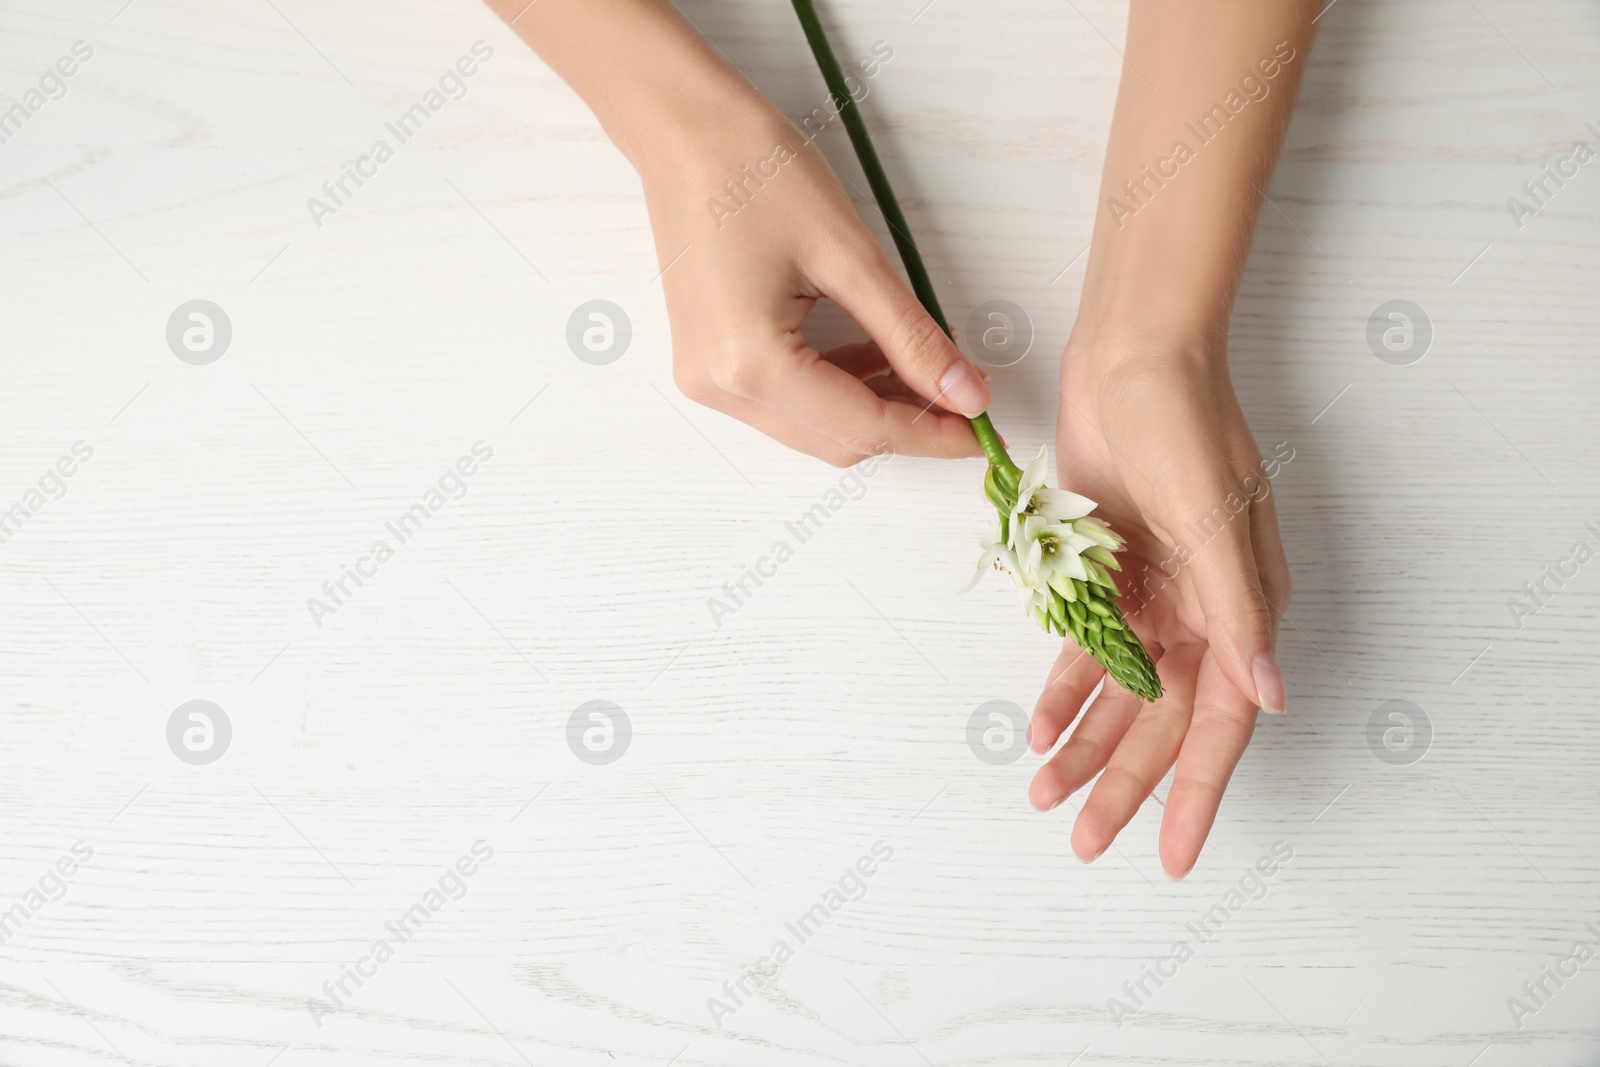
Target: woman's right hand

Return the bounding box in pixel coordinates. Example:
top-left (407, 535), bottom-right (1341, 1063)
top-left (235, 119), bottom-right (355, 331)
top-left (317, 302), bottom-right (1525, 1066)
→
top-left (636, 107), bottom-right (990, 466)
top-left (490, 0), bottom-right (989, 465)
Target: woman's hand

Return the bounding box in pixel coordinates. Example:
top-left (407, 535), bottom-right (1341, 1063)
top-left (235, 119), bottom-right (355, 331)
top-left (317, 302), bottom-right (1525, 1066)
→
top-left (1026, 336), bottom-right (1292, 880)
top-left (1023, 0), bottom-right (1315, 877)
top-left (638, 110), bottom-right (990, 466)
top-left (486, 0), bottom-right (989, 466)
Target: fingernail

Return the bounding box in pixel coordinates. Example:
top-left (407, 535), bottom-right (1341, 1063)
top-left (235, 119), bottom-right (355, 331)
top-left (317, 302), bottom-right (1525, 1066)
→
top-left (1025, 721), bottom-right (1033, 749)
top-left (939, 360), bottom-right (990, 417)
top-left (1047, 793), bottom-right (1067, 811)
top-left (1166, 862), bottom-right (1193, 882)
top-left (1252, 652), bottom-right (1288, 714)
top-left (1077, 842), bottom-right (1107, 863)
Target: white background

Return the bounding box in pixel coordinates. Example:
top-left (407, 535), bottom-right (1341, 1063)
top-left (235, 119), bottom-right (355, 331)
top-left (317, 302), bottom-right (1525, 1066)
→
top-left (2, 0), bottom-right (1598, 1064)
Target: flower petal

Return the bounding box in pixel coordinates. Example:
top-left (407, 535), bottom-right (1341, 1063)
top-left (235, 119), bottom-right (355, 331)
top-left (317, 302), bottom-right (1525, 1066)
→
top-left (1046, 568), bottom-right (1077, 600)
top-left (1044, 523), bottom-right (1098, 555)
top-left (1019, 513), bottom-right (1051, 541)
top-left (1019, 527), bottom-right (1045, 575)
top-left (1020, 445), bottom-right (1049, 500)
top-left (1045, 548), bottom-right (1089, 582)
top-left (1033, 487), bottom-right (1096, 521)
top-left (1073, 516), bottom-right (1124, 551)
top-left (958, 544), bottom-right (1006, 595)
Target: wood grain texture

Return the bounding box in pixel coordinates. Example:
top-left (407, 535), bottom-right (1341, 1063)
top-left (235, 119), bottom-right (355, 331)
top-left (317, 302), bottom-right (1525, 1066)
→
top-left (1, 0), bottom-right (1598, 1063)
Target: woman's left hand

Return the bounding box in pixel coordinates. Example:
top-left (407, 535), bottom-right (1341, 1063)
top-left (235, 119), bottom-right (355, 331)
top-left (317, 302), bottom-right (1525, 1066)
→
top-left (1025, 332), bottom-right (1292, 880)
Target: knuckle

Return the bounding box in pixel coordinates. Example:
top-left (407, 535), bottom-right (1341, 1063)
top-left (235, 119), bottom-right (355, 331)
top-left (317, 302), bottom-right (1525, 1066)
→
top-left (829, 233), bottom-right (891, 282)
top-left (1036, 759), bottom-right (1076, 798)
top-left (672, 365), bottom-right (718, 407)
top-left (1205, 600), bottom-right (1274, 642)
top-left (1170, 771), bottom-right (1228, 803)
top-left (706, 362), bottom-right (747, 396)
top-left (889, 304), bottom-right (949, 373)
top-left (822, 448), bottom-right (861, 469)
top-left (706, 344), bottom-right (764, 397)
top-left (1063, 735), bottom-right (1106, 774)
top-left (1096, 764), bottom-right (1147, 803)
top-left (834, 400), bottom-right (892, 457)
top-left (838, 427), bottom-right (890, 458)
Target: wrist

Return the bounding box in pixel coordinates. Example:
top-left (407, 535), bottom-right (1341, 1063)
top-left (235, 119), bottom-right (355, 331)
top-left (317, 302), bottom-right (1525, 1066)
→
top-left (629, 95), bottom-right (795, 187)
top-left (579, 26), bottom-right (784, 179)
top-left (1069, 183), bottom-right (1253, 370)
top-left (1064, 308), bottom-right (1228, 379)
top-left (513, 0), bottom-right (785, 178)
top-left (1070, 241), bottom-right (1237, 358)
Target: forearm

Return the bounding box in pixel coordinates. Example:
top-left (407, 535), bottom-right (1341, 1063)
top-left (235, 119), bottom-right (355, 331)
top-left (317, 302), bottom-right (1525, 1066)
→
top-left (483, 0), bottom-right (776, 172)
top-left (1076, 1), bottom-right (1317, 356)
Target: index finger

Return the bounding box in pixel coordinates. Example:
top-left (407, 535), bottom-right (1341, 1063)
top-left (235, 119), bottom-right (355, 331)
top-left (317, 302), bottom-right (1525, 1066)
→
top-left (1158, 646), bottom-right (1262, 879)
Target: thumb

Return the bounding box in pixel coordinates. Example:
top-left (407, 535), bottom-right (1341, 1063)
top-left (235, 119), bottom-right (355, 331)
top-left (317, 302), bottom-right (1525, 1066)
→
top-left (1184, 504), bottom-right (1287, 714)
top-left (816, 245), bottom-right (991, 418)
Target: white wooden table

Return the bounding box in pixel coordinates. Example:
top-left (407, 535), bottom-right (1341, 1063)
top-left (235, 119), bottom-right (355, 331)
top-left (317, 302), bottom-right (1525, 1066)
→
top-left (2, 0), bottom-right (1598, 1063)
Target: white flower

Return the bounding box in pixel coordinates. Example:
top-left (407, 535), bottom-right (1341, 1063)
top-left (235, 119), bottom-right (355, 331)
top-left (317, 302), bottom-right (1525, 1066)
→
top-left (961, 446), bottom-right (1125, 615)
top-left (1008, 445), bottom-right (1096, 533)
top-left (958, 520), bottom-right (1019, 592)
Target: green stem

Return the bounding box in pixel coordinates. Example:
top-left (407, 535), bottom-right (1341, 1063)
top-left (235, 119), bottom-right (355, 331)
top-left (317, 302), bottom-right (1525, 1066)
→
top-left (789, 0), bottom-right (1017, 471)
top-left (969, 412), bottom-right (1015, 472)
